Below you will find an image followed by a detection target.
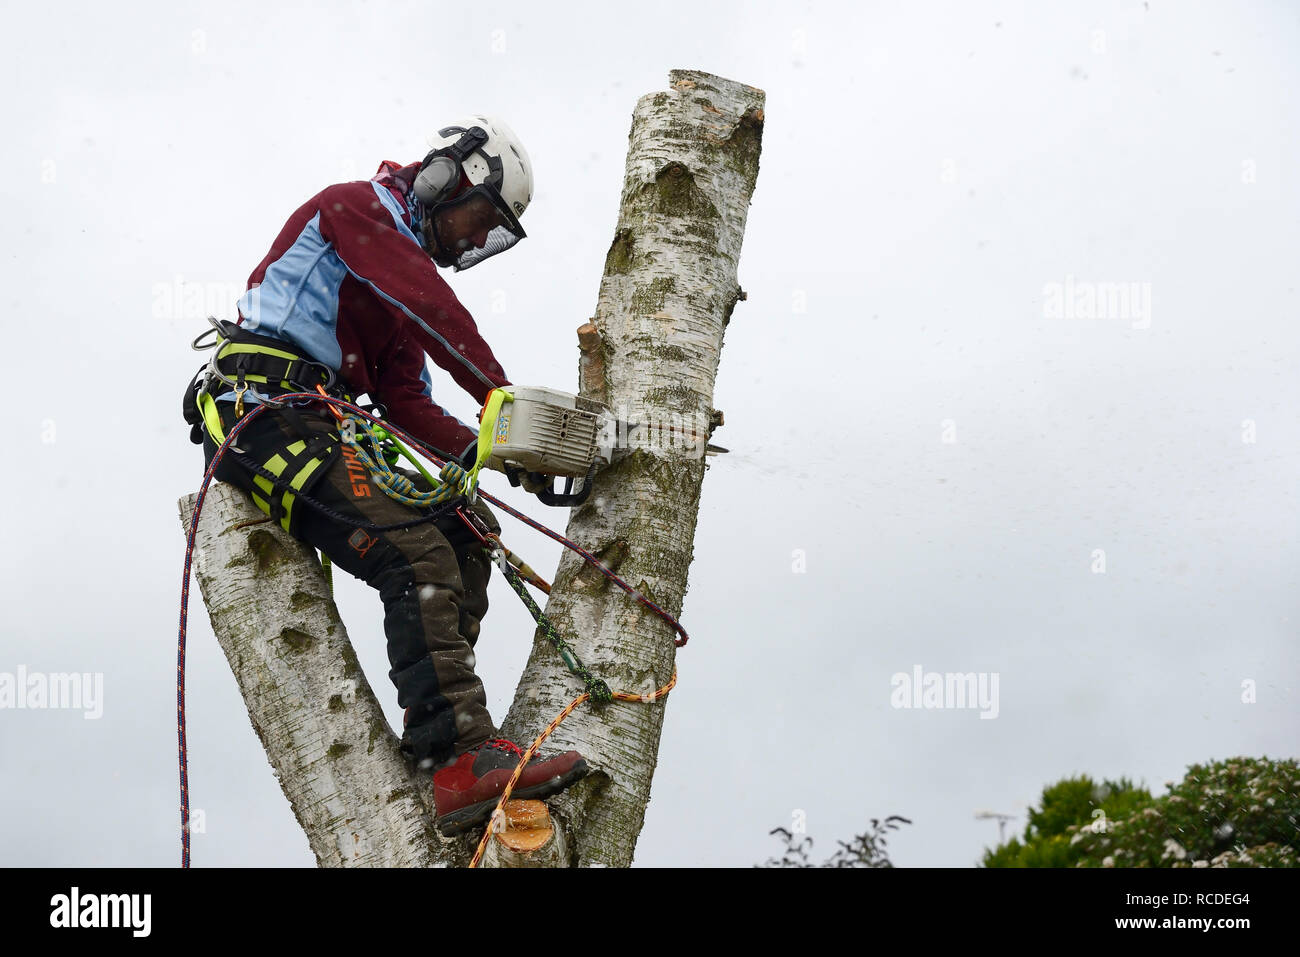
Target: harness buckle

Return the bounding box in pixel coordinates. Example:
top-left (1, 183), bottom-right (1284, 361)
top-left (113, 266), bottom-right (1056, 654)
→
top-left (305, 361), bottom-right (337, 394)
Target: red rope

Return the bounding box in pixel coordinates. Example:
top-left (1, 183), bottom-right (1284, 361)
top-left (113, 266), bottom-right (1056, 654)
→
top-left (178, 401), bottom-right (274, 867)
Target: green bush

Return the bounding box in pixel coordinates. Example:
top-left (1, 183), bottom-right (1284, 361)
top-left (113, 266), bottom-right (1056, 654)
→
top-left (982, 756), bottom-right (1299, 868)
top-left (982, 775), bottom-right (1152, 868)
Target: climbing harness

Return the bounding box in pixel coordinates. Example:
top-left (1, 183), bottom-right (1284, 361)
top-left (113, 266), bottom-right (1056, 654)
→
top-left (184, 317), bottom-right (341, 438)
top-left (184, 319), bottom-right (477, 537)
top-left (179, 366), bottom-right (692, 867)
top-left (184, 318), bottom-right (352, 537)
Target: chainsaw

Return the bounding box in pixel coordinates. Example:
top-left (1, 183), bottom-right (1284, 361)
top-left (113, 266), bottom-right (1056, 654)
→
top-left (482, 386), bottom-right (726, 507)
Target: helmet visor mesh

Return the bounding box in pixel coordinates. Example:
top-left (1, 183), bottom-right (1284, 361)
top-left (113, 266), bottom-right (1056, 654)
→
top-left (431, 184), bottom-right (526, 271)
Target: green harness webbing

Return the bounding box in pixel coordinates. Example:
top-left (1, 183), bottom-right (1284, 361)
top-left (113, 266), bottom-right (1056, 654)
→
top-left (249, 434), bottom-right (338, 534)
top-left (195, 332), bottom-right (350, 536)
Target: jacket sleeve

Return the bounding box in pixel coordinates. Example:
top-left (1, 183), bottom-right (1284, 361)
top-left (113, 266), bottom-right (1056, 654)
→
top-left (373, 328), bottom-right (495, 463)
top-left (316, 180), bottom-right (510, 406)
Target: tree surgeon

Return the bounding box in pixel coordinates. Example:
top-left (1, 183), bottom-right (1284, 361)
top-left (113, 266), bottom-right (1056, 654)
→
top-left (182, 116), bottom-right (588, 834)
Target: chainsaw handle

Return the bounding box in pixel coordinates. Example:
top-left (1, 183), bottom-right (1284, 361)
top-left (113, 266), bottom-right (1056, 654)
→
top-left (536, 463), bottom-right (597, 508)
top-left (502, 462), bottom-right (547, 493)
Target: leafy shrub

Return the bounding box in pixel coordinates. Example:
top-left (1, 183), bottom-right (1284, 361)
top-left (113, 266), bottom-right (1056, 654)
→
top-left (982, 756), bottom-right (1299, 868)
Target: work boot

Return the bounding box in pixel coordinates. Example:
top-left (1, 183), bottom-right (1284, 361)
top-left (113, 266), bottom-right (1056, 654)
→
top-left (432, 737), bottom-right (589, 834)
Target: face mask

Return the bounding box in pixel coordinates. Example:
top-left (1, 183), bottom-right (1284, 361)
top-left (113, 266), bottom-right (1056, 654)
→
top-left (424, 184), bottom-right (526, 271)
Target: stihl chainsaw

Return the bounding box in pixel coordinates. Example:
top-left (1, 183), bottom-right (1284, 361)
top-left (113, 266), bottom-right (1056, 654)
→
top-left (481, 386), bottom-right (725, 507)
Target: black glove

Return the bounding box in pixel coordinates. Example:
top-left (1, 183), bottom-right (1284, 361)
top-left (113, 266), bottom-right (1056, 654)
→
top-left (504, 462), bottom-right (550, 496)
top-left (520, 471), bottom-right (549, 494)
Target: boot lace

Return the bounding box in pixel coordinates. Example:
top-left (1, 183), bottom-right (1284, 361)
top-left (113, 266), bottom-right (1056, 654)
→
top-left (483, 737), bottom-right (524, 758)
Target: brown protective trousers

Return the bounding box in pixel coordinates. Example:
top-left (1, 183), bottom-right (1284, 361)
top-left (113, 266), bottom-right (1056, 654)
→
top-left (202, 398), bottom-right (499, 765)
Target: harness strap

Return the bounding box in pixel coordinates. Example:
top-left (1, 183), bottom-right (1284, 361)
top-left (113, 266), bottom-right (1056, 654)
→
top-left (276, 404), bottom-right (320, 445)
top-left (249, 432), bottom-right (339, 534)
top-left (191, 329), bottom-right (352, 447)
top-left (187, 325), bottom-right (348, 534)
top-left (213, 341), bottom-right (335, 395)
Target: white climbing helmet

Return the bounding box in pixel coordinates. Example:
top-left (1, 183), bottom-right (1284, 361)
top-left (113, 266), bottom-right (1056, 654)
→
top-left (414, 115), bottom-right (534, 270)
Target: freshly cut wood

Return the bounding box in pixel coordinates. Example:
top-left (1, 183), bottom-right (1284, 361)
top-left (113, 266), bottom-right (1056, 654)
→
top-left (479, 800), bottom-right (566, 867)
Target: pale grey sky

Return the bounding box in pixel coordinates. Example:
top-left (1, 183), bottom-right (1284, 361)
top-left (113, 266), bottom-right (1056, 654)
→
top-left (1, 0), bottom-right (1297, 867)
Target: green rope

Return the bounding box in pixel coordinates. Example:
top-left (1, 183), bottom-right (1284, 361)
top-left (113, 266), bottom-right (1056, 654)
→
top-left (312, 413), bottom-right (458, 599)
top-left (487, 547), bottom-right (613, 704)
top-left (339, 412), bottom-right (473, 508)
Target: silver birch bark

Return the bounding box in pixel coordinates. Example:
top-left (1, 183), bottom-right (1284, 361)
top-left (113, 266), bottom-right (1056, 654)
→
top-left (178, 68), bottom-right (763, 867)
top-left (496, 68), bottom-right (764, 866)
top-left (179, 483), bottom-right (450, 866)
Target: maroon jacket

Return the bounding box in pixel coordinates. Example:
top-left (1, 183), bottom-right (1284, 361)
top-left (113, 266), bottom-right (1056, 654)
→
top-left (234, 160), bottom-right (509, 462)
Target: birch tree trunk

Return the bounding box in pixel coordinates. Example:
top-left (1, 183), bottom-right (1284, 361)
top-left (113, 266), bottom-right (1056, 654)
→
top-left (178, 68), bottom-right (763, 867)
top-left (179, 484), bottom-right (447, 867)
top-left (497, 68), bottom-right (764, 866)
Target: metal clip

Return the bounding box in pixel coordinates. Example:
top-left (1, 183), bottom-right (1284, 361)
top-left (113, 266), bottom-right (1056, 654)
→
top-left (191, 315), bottom-right (225, 351)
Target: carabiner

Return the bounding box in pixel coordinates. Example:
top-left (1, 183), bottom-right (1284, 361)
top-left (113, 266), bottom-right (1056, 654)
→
top-left (191, 315), bottom-right (225, 351)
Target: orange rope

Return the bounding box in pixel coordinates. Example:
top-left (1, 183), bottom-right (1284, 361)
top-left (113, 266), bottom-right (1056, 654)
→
top-left (468, 666), bottom-right (678, 868)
